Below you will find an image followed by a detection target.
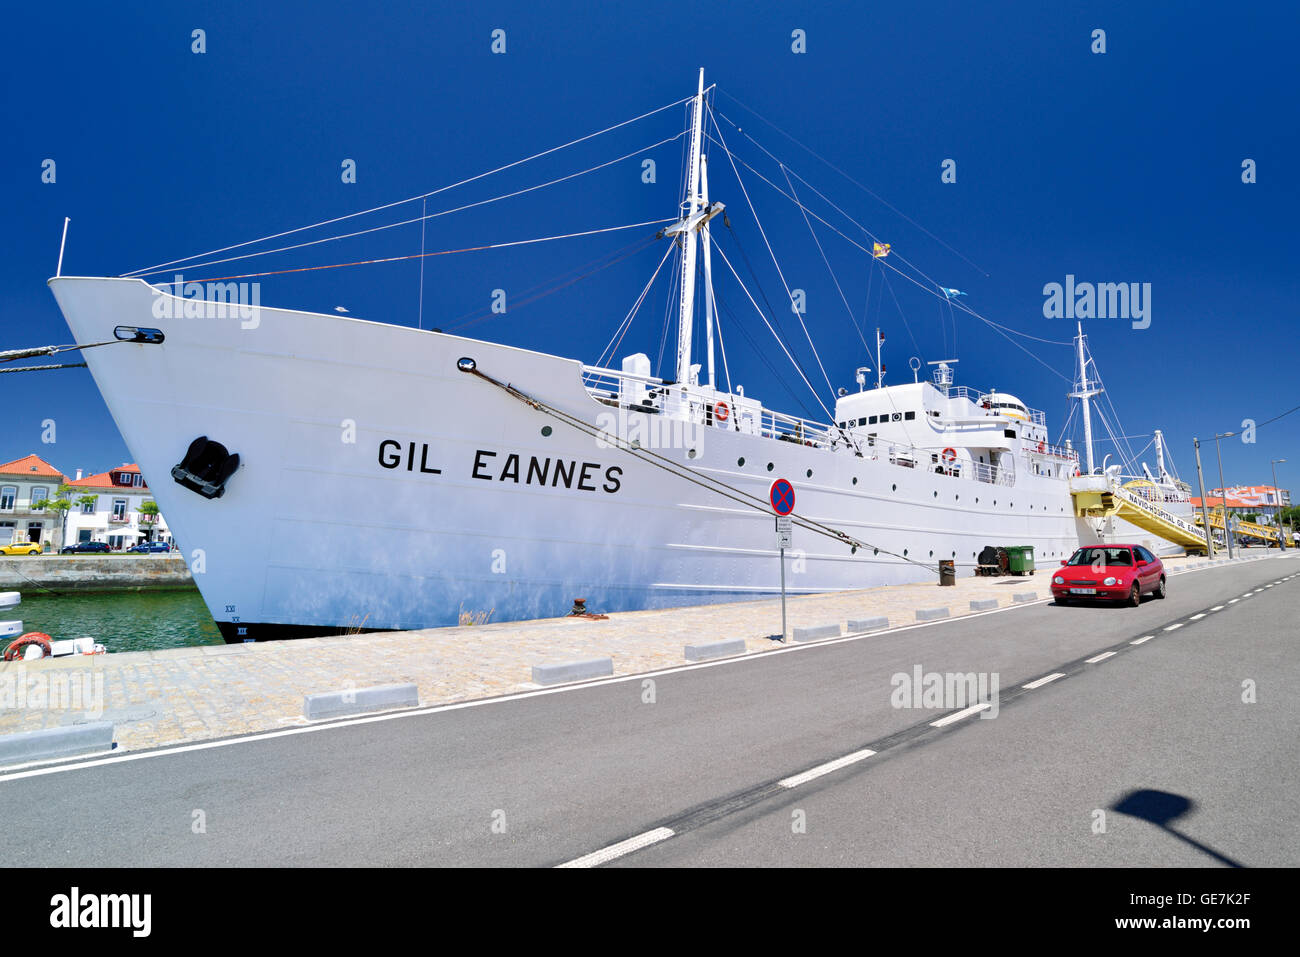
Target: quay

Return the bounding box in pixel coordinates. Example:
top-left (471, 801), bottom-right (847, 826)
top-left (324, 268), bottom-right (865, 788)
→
top-left (0, 551), bottom-right (1283, 763)
top-left (0, 554), bottom-right (193, 592)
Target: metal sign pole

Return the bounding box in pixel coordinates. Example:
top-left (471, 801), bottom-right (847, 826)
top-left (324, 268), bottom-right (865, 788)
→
top-left (777, 518), bottom-right (788, 642)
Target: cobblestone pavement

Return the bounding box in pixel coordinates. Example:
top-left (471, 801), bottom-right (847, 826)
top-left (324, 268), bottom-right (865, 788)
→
top-left (0, 553), bottom-right (1275, 759)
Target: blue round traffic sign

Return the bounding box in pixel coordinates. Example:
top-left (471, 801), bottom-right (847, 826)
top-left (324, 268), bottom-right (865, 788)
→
top-left (770, 478), bottom-right (795, 516)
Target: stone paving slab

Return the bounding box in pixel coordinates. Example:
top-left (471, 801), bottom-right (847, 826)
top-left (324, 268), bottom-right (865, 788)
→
top-left (0, 553), bottom-right (1279, 760)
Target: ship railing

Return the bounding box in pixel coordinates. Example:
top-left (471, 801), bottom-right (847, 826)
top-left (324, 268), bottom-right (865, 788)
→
top-left (1029, 441), bottom-right (1079, 461)
top-left (1111, 482), bottom-right (1203, 536)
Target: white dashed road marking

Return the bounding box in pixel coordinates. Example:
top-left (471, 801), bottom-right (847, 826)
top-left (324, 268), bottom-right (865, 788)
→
top-left (1023, 673), bottom-right (1066, 689)
top-left (1164, 623), bottom-right (1184, 631)
top-left (930, 703), bottom-right (992, 727)
top-left (778, 748), bottom-right (878, 788)
top-left (1131, 636), bottom-right (1155, 645)
top-left (1085, 651), bottom-right (1117, 664)
top-left (555, 827), bottom-right (675, 868)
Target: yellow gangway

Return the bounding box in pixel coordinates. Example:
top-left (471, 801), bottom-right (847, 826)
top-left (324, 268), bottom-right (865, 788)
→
top-left (1070, 477), bottom-right (1210, 553)
top-left (1195, 507), bottom-right (1286, 548)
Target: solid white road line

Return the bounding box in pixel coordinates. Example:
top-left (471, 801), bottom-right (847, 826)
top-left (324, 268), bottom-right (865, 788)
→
top-left (1085, 651), bottom-right (1117, 664)
top-left (1023, 673), bottom-right (1066, 689)
top-left (555, 827), bottom-right (675, 868)
top-left (930, 703), bottom-right (991, 727)
top-left (778, 748), bottom-right (878, 788)
top-left (1130, 636), bottom-right (1155, 645)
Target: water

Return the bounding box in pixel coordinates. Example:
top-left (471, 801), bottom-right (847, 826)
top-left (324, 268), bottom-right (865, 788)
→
top-left (11, 587), bottom-right (223, 652)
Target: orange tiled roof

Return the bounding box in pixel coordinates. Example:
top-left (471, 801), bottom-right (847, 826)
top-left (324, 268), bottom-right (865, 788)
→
top-left (65, 463), bottom-right (149, 491)
top-left (0, 454), bottom-right (65, 479)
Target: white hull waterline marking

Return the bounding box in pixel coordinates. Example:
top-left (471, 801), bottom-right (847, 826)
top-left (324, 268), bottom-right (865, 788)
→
top-left (50, 276), bottom-right (1093, 640)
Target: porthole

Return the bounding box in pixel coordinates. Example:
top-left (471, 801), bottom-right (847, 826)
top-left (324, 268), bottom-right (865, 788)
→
top-left (852, 477), bottom-right (858, 485)
top-left (891, 484), bottom-right (897, 492)
top-left (541, 426), bottom-right (552, 437)
top-left (874, 548), bottom-right (879, 556)
top-left (806, 469), bottom-right (813, 478)
top-left (933, 490), bottom-right (938, 498)
top-left (738, 457), bottom-right (745, 467)
top-left (767, 462), bottom-right (774, 472)
top-left (903, 549), bottom-right (909, 556)
top-left (955, 494), bottom-right (959, 501)
top-left (928, 550), bottom-right (933, 557)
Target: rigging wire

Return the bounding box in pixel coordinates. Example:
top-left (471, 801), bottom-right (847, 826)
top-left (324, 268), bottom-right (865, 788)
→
top-left (131, 131), bottom-right (688, 279)
top-left (122, 92), bottom-right (696, 278)
top-left (716, 91), bottom-right (989, 277)
top-left (181, 221), bottom-right (675, 284)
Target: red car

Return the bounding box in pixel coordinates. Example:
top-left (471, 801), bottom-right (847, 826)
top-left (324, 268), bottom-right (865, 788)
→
top-left (1051, 544), bottom-right (1166, 606)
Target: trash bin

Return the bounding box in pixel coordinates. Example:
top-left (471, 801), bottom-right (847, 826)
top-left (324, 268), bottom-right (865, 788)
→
top-left (938, 559), bottom-right (956, 586)
top-left (1005, 545), bottom-right (1035, 576)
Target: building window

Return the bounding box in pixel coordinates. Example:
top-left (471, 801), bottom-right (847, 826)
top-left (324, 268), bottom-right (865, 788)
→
top-left (0, 487), bottom-right (15, 511)
top-left (30, 486), bottom-right (48, 509)
top-left (133, 474), bottom-right (143, 487)
top-left (82, 499), bottom-right (96, 514)
top-left (112, 499), bottom-right (127, 522)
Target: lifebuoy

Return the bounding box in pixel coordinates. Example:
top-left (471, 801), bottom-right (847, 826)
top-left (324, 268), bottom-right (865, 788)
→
top-left (3, 632), bottom-right (52, 661)
top-left (941, 447), bottom-right (957, 464)
top-left (1037, 440), bottom-right (1045, 453)
top-left (714, 401), bottom-right (730, 423)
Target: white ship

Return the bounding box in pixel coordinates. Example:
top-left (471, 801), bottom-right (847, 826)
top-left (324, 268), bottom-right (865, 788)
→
top-left (47, 71), bottom-right (1202, 641)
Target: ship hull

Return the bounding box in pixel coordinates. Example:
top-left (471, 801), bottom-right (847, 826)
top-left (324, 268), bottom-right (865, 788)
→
top-left (51, 277), bottom-right (1093, 641)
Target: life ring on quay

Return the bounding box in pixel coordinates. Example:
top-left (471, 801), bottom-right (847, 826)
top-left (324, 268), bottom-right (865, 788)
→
top-left (941, 447), bottom-right (957, 465)
top-left (3, 632), bottom-right (52, 661)
top-left (714, 401), bottom-right (730, 423)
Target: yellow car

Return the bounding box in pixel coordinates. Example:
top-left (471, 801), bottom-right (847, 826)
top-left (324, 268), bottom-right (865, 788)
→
top-left (0, 541), bottom-right (42, 556)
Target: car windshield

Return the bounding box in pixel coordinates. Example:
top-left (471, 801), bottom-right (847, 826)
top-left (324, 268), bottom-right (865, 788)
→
top-left (1068, 547), bottom-right (1133, 567)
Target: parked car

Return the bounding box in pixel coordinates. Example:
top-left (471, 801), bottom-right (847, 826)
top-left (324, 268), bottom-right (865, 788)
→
top-left (1051, 544), bottom-right (1166, 606)
top-left (0, 541), bottom-right (42, 556)
top-left (127, 541), bottom-right (172, 553)
top-left (60, 541), bottom-right (111, 554)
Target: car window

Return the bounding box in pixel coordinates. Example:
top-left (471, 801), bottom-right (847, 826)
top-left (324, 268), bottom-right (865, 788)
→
top-left (1067, 547), bottom-right (1132, 566)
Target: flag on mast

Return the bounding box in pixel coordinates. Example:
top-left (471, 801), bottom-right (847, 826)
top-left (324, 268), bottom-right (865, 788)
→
top-left (941, 287), bottom-right (966, 299)
top-left (872, 242), bottom-right (891, 258)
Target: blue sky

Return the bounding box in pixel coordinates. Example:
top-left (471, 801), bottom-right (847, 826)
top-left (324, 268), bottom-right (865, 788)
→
top-left (2, 0), bottom-right (1296, 494)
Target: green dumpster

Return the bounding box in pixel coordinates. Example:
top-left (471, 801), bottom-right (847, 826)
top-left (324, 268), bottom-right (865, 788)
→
top-left (1005, 545), bottom-right (1035, 575)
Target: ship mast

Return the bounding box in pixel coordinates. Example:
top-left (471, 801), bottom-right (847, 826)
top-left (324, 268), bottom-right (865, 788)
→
top-left (675, 69), bottom-right (707, 386)
top-left (1069, 321), bottom-right (1102, 474)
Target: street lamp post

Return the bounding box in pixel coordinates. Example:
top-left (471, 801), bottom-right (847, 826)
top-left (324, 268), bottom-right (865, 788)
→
top-left (1271, 458), bottom-right (1287, 551)
top-left (1214, 432), bottom-right (1234, 559)
top-left (1192, 438), bottom-right (1215, 558)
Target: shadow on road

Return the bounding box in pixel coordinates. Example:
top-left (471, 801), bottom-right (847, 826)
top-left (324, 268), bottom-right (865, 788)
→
top-left (1112, 788), bottom-right (1243, 867)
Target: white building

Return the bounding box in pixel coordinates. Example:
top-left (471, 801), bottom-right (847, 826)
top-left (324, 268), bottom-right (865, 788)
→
top-left (0, 454), bottom-right (66, 549)
top-left (63, 463), bottom-right (173, 549)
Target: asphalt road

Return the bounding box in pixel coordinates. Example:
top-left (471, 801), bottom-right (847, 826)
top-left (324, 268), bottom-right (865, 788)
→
top-left (2, 555), bottom-right (1296, 867)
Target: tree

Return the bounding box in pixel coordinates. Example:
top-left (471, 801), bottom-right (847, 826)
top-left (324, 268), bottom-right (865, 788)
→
top-left (31, 492), bottom-right (72, 551)
top-left (138, 500), bottom-right (160, 523)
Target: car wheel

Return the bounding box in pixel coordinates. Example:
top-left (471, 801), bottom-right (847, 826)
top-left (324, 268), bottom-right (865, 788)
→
top-left (1128, 582), bottom-right (1141, 607)
top-left (1154, 576), bottom-right (1166, 599)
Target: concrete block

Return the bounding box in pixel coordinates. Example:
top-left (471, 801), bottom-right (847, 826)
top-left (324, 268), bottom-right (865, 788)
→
top-left (846, 616), bottom-right (889, 634)
top-left (0, 722), bottom-right (114, 766)
top-left (531, 657), bottom-right (613, 686)
top-left (684, 638), bottom-right (746, 661)
top-left (915, 607), bottom-right (950, 622)
top-left (792, 623), bottom-right (841, 643)
top-left (1013, 593), bottom-right (1038, 603)
top-left (969, 598), bottom-right (999, 611)
top-left (303, 683), bottom-right (418, 720)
